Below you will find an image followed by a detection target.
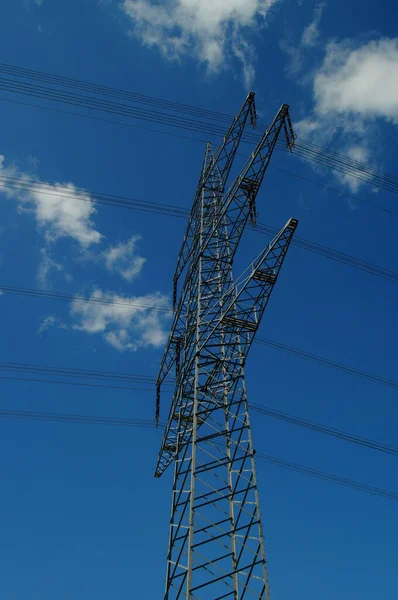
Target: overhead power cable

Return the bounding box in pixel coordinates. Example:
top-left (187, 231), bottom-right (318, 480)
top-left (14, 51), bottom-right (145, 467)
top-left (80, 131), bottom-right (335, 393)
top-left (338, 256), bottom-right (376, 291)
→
top-left (256, 337), bottom-right (398, 390)
top-left (0, 360), bottom-right (160, 384)
top-left (1, 173), bottom-right (398, 286)
top-left (0, 62), bottom-right (232, 124)
top-left (1, 347), bottom-right (397, 399)
top-left (1, 63), bottom-right (398, 196)
top-left (0, 284), bottom-right (172, 313)
top-left (0, 407), bottom-right (157, 428)
top-left (3, 61), bottom-right (398, 191)
top-left (0, 74), bottom-right (394, 193)
top-left (0, 373), bottom-right (153, 392)
top-left (0, 173), bottom-right (190, 218)
top-left (1, 95), bottom-right (397, 221)
top-left (271, 164), bottom-right (398, 219)
top-left (4, 87), bottom-right (397, 214)
top-left (0, 405), bottom-right (396, 502)
top-left (295, 139), bottom-right (398, 187)
top-left (256, 223), bottom-right (398, 284)
top-left (251, 404), bottom-right (398, 457)
top-left (255, 451), bottom-right (398, 502)
top-left (0, 76), bottom-right (238, 140)
top-left (291, 142), bottom-right (398, 196)
top-left (1, 359), bottom-right (397, 458)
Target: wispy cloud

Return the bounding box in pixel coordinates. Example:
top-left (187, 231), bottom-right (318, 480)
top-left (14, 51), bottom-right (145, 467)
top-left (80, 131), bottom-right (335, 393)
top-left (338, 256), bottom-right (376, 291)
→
top-left (103, 235), bottom-right (146, 282)
top-left (313, 38), bottom-right (398, 122)
top-left (334, 145), bottom-right (372, 194)
top-left (280, 2), bottom-right (325, 76)
top-left (70, 289), bottom-right (171, 351)
top-left (1, 154), bottom-right (169, 352)
top-left (0, 155), bottom-right (102, 247)
top-left (37, 247), bottom-right (63, 287)
top-left (37, 315), bottom-right (67, 335)
top-left (293, 36), bottom-right (398, 193)
top-left (121, 0), bottom-right (281, 87)
top-left (301, 3), bottom-right (325, 48)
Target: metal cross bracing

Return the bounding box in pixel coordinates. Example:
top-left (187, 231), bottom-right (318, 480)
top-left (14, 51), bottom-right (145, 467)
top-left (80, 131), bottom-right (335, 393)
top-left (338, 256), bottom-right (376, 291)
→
top-left (155, 92), bottom-right (298, 599)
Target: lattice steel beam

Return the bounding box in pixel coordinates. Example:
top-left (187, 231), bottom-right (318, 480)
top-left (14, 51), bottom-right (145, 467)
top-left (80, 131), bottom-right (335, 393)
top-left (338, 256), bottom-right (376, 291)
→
top-left (155, 93), bottom-right (298, 600)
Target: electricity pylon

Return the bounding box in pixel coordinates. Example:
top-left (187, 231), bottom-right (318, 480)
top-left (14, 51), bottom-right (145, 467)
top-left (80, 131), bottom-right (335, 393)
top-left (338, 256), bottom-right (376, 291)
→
top-left (155, 92), bottom-right (298, 599)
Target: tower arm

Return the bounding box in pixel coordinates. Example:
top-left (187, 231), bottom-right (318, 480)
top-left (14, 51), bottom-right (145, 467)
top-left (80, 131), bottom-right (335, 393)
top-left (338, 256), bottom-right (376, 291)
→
top-left (155, 103), bottom-right (294, 399)
top-left (172, 92), bottom-right (256, 292)
top-left (155, 95), bottom-right (256, 413)
top-left (155, 217), bottom-right (298, 477)
top-left (196, 104), bottom-right (294, 267)
top-left (199, 217), bottom-right (298, 353)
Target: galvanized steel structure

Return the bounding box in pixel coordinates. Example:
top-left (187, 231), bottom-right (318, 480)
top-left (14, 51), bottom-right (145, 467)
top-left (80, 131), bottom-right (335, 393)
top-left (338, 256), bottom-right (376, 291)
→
top-left (155, 92), bottom-right (298, 599)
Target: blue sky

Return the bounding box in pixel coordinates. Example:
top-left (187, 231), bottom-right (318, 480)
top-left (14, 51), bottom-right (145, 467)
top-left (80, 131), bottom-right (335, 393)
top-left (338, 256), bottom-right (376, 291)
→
top-left (0, 0), bottom-right (397, 598)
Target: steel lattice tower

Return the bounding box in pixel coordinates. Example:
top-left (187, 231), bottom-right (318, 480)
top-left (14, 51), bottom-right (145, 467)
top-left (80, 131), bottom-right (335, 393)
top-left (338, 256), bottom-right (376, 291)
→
top-left (155, 93), bottom-right (298, 599)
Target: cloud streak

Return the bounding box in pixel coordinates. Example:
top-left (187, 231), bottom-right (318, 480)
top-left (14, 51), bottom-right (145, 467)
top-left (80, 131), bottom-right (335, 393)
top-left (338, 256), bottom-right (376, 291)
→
top-left (121, 0), bottom-right (280, 86)
top-left (103, 235), bottom-right (146, 282)
top-left (295, 37), bottom-right (398, 193)
top-left (301, 3), bottom-right (325, 48)
top-left (0, 155), bottom-right (102, 247)
top-left (313, 38), bottom-right (398, 122)
top-left (70, 289), bottom-right (171, 351)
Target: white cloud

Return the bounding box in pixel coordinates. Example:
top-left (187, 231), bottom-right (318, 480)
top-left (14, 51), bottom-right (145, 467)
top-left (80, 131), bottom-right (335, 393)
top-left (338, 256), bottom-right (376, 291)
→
top-left (121, 0), bottom-right (280, 86)
top-left (313, 38), bottom-right (398, 122)
top-left (38, 247), bottom-right (63, 287)
top-left (295, 114), bottom-right (374, 194)
top-left (0, 155), bottom-right (102, 247)
top-left (70, 289), bottom-right (170, 351)
top-left (103, 235), bottom-right (146, 281)
top-left (334, 145), bottom-right (372, 194)
top-left (301, 3), bottom-right (324, 48)
top-left (294, 37), bottom-right (398, 193)
top-left (280, 38), bottom-right (304, 77)
top-left (37, 315), bottom-right (67, 335)
top-left (280, 3), bottom-right (324, 77)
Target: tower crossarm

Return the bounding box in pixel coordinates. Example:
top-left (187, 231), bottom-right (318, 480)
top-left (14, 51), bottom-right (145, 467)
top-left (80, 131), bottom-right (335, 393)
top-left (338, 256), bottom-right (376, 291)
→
top-left (172, 92), bottom-right (256, 292)
top-left (155, 103), bottom-right (293, 403)
top-left (195, 104), bottom-right (293, 267)
top-left (155, 142), bottom-right (222, 420)
top-left (154, 217), bottom-right (298, 477)
top-left (199, 217), bottom-right (298, 352)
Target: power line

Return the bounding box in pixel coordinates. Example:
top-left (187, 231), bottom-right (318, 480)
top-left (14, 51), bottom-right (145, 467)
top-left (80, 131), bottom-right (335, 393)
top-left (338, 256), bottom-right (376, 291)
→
top-left (251, 404), bottom-right (398, 457)
top-left (0, 407), bottom-right (157, 428)
top-left (295, 138), bottom-right (398, 186)
top-left (0, 76), bottom-right (235, 140)
top-left (0, 62), bottom-right (232, 124)
top-left (255, 452), bottom-right (398, 502)
top-left (1, 63), bottom-right (398, 196)
top-left (0, 405), bottom-right (396, 502)
top-left (272, 164), bottom-right (398, 219)
top-left (1, 359), bottom-right (397, 459)
top-left (3, 89), bottom-right (397, 219)
top-left (0, 284), bottom-right (172, 312)
top-left (0, 93), bottom-right (211, 145)
top-left (3, 343), bottom-right (398, 398)
top-left (293, 140), bottom-right (398, 194)
top-left (0, 360), bottom-right (160, 384)
top-left (2, 172), bottom-right (398, 287)
top-left (256, 337), bottom-right (398, 391)
top-left (0, 373), bottom-right (153, 392)
top-left (0, 173), bottom-right (190, 218)
top-left (2, 61), bottom-right (397, 196)
top-left (256, 223), bottom-right (398, 283)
